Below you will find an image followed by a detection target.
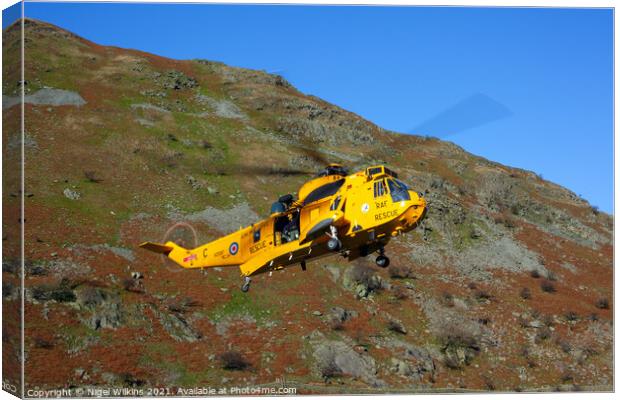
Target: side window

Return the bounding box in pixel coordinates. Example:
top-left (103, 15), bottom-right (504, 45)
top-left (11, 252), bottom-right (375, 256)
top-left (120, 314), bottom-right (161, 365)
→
top-left (253, 229), bottom-right (261, 243)
top-left (374, 180), bottom-right (387, 198)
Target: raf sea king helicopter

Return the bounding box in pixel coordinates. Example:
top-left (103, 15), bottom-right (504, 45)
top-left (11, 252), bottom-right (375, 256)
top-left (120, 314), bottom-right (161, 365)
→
top-left (140, 164), bottom-right (426, 292)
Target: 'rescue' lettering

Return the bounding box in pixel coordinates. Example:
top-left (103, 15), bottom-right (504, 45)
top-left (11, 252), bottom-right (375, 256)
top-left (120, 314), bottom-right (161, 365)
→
top-left (375, 210), bottom-right (398, 221)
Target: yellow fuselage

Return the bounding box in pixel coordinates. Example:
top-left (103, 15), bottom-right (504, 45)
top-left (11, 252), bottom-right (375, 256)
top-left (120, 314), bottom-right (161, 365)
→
top-left (141, 166), bottom-right (426, 278)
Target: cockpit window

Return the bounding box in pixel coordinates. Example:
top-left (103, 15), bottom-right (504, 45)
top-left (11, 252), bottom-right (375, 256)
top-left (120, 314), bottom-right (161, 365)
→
top-left (374, 180), bottom-right (387, 198)
top-left (388, 179), bottom-right (410, 202)
top-left (395, 179), bottom-right (409, 190)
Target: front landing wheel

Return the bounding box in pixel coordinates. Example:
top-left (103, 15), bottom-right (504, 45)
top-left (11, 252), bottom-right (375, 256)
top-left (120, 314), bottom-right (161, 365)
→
top-left (376, 255), bottom-right (390, 268)
top-left (327, 238), bottom-right (342, 252)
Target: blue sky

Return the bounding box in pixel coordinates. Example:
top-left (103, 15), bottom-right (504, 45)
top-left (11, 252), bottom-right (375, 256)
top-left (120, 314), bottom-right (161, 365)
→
top-left (4, 3), bottom-right (614, 212)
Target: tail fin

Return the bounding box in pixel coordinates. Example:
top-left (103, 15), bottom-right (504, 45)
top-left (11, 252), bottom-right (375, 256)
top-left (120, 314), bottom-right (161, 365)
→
top-left (139, 241), bottom-right (200, 269)
top-left (139, 241), bottom-right (175, 255)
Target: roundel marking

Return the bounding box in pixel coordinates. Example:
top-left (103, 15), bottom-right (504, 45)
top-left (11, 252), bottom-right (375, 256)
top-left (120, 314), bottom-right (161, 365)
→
top-left (361, 203), bottom-right (370, 214)
top-left (229, 242), bottom-right (239, 255)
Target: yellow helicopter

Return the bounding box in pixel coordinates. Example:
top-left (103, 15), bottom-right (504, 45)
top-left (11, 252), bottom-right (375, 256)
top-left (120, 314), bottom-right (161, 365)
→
top-left (139, 164), bottom-right (426, 292)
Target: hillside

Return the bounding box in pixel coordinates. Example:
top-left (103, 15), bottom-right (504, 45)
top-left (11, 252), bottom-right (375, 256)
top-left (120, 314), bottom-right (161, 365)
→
top-left (2, 18), bottom-right (613, 395)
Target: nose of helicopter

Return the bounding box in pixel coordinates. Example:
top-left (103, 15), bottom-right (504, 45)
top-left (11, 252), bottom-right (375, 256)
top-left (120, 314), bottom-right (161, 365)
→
top-left (398, 190), bottom-right (426, 231)
top-left (409, 190), bottom-right (426, 206)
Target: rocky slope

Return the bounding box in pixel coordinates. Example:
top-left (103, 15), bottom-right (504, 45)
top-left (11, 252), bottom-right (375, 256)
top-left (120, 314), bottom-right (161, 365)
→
top-left (2, 19), bottom-right (613, 395)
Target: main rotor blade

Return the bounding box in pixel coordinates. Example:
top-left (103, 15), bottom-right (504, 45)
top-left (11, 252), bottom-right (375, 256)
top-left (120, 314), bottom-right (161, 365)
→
top-left (294, 145), bottom-right (331, 167)
top-left (409, 93), bottom-right (512, 138)
top-left (207, 165), bottom-right (314, 177)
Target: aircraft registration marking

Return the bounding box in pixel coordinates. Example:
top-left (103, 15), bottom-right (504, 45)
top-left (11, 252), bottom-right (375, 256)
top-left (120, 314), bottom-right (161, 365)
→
top-left (250, 240), bottom-right (267, 254)
top-left (183, 254), bottom-right (197, 263)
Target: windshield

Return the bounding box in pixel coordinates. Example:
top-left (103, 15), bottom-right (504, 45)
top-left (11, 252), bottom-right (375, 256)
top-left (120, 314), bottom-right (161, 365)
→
top-left (388, 179), bottom-right (410, 202)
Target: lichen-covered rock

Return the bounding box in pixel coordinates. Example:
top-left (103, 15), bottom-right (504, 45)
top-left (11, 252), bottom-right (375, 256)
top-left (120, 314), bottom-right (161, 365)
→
top-left (195, 94), bottom-right (247, 120)
top-left (30, 279), bottom-right (77, 303)
top-left (196, 60), bottom-right (292, 88)
top-left (329, 307), bottom-right (358, 323)
top-left (185, 203), bottom-right (259, 235)
top-left (76, 287), bottom-right (123, 330)
top-left (2, 282), bottom-right (17, 301)
top-left (313, 338), bottom-right (383, 387)
top-left (63, 188), bottom-right (81, 200)
top-left (151, 305), bottom-right (202, 342)
top-left (343, 264), bottom-right (385, 298)
top-left (3, 88), bottom-right (86, 109)
top-left (158, 70), bottom-right (198, 90)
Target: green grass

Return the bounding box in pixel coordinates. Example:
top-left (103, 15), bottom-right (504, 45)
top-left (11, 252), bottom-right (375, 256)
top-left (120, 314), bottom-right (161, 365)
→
top-left (23, 39), bottom-right (87, 92)
top-left (208, 290), bottom-right (274, 324)
top-left (175, 367), bottom-right (217, 387)
top-left (57, 322), bottom-right (104, 352)
top-left (139, 341), bottom-right (218, 386)
top-left (115, 95), bottom-right (142, 110)
top-left (34, 185), bottom-right (127, 232)
top-left (450, 216), bottom-right (494, 251)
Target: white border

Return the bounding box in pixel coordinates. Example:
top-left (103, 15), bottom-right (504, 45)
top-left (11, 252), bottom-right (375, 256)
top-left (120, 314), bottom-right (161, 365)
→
top-left (0, 1), bottom-right (616, 400)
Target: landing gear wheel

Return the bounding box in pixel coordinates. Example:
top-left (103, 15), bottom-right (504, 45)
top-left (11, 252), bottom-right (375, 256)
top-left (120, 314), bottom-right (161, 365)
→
top-left (327, 238), bottom-right (342, 252)
top-left (376, 255), bottom-right (390, 268)
top-left (241, 277), bottom-right (251, 293)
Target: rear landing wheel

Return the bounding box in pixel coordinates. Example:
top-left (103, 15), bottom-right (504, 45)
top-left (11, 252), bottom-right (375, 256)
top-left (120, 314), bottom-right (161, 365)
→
top-left (376, 255), bottom-right (390, 268)
top-left (241, 277), bottom-right (251, 292)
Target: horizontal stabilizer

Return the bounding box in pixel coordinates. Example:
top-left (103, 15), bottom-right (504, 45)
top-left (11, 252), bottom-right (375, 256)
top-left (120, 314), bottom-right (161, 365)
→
top-left (139, 241), bottom-right (174, 255)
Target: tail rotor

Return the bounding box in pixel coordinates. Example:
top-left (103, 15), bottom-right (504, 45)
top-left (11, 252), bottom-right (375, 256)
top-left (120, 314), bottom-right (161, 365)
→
top-left (160, 222), bottom-right (198, 273)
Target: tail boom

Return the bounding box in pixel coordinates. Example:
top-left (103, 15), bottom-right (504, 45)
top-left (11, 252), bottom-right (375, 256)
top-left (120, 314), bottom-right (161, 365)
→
top-left (139, 227), bottom-right (249, 270)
